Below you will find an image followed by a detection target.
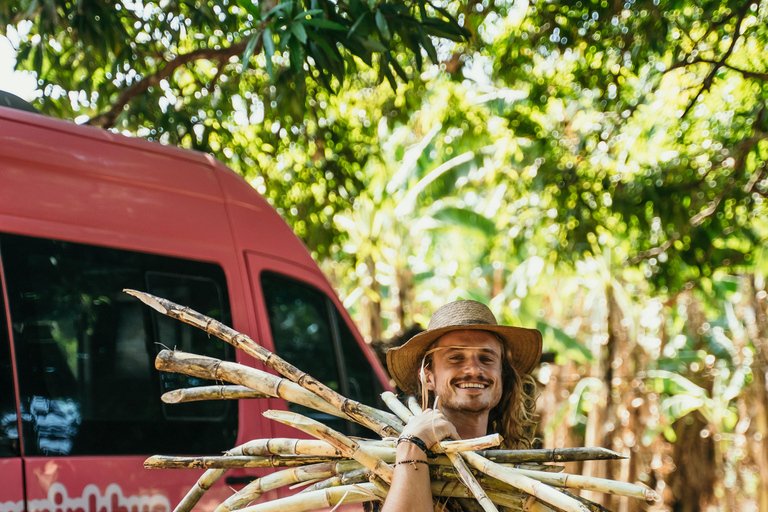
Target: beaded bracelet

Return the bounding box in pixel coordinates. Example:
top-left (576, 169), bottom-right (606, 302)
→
top-left (394, 459), bottom-right (429, 470)
top-left (397, 434), bottom-right (428, 453)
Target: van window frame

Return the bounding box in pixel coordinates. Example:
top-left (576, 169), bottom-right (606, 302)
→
top-left (259, 270), bottom-right (385, 436)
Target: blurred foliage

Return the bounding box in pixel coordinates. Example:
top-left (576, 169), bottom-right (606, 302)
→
top-left (4, 0), bottom-right (768, 509)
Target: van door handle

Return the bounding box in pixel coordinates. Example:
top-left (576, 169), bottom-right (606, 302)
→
top-left (225, 476), bottom-right (257, 485)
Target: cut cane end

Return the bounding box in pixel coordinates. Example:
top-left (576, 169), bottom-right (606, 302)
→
top-left (162, 390), bottom-right (183, 404)
top-left (645, 489), bottom-right (661, 502)
top-left (124, 289), bottom-right (168, 314)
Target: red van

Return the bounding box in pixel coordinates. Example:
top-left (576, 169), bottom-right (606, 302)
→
top-left (0, 98), bottom-right (390, 512)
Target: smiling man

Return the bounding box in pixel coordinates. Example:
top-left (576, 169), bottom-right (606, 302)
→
top-left (380, 300), bottom-right (543, 512)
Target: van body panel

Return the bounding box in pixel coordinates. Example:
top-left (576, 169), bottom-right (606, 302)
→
top-left (213, 161), bottom-right (320, 271)
top-left (0, 105), bottom-right (389, 512)
top-left (0, 458), bottom-right (24, 504)
top-left (19, 458), bottom-right (270, 512)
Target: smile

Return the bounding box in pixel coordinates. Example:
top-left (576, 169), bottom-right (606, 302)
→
top-left (456, 383), bottom-right (488, 389)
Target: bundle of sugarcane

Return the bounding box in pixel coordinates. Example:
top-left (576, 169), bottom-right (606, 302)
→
top-left (126, 290), bottom-right (659, 512)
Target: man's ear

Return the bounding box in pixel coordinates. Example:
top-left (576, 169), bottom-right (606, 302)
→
top-left (424, 368), bottom-right (436, 391)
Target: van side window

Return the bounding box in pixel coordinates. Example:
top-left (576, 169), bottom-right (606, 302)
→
top-left (261, 272), bottom-right (384, 435)
top-left (0, 272), bottom-right (19, 457)
top-left (0, 233), bottom-right (237, 456)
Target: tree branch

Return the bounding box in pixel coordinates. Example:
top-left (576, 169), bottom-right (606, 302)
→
top-left (690, 132), bottom-right (768, 226)
top-left (694, 60), bottom-right (768, 81)
top-left (680, 2), bottom-right (753, 119)
top-left (86, 40), bottom-right (251, 129)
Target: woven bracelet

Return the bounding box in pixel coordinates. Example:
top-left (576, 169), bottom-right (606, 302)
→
top-left (397, 434), bottom-right (429, 453)
top-left (394, 459), bottom-right (429, 470)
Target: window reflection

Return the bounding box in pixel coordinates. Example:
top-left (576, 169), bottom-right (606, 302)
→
top-left (1, 233), bottom-right (237, 456)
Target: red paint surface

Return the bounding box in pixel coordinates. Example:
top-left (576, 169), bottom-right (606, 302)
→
top-left (0, 105), bottom-right (389, 512)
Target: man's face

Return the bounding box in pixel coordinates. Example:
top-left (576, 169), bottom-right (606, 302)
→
top-left (424, 330), bottom-right (504, 416)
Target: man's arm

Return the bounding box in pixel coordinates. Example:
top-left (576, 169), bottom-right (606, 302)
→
top-left (381, 409), bottom-right (459, 512)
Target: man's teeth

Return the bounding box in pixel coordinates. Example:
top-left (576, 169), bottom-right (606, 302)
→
top-left (457, 383), bottom-right (487, 389)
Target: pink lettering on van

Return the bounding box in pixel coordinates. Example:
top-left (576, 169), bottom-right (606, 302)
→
top-left (0, 483), bottom-right (170, 512)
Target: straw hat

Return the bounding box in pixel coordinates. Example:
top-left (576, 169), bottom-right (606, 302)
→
top-left (386, 300), bottom-right (542, 396)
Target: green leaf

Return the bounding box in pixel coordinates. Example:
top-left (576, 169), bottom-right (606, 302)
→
top-left (291, 22), bottom-right (308, 43)
top-left (360, 37), bottom-right (387, 53)
top-left (306, 28), bottom-right (342, 62)
top-left (416, 26), bottom-right (438, 63)
top-left (234, 0), bottom-right (261, 19)
top-left (432, 207), bottom-right (497, 237)
top-left (375, 11), bottom-right (391, 42)
top-left (263, 27), bottom-right (275, 80)
top-left (287, 34), bottom-right (304, 73)
top-left (388, 54), bottom-right (408, 82)
top-left (263, 1), bottom-right (294, 20)
top-left (646, 370), bottom-right (709, 399)
top-left (295, 9), bottom-right (324, 19)
top-left (659, 395), bottom-right (704, 421)
top-left (241, 32), bottom-right (261, 73)
top-left (302, 18), bottom-right (347, 30)
top-left (536, 321), bottom-right (593, 364)
top-left (348, 12), bottom-right (370, 38)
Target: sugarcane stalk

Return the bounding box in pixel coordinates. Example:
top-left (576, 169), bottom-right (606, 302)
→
top-left (381, 391), bottom-right (413, 422)
top-left (162, 385), bottom-right (270, 403)
top-left (126, 289), bottom-right (399, 438)
top-left (299, 468), bottom-right (370, 494)
top-left (264, 410), bottom-right (394, 484)
top-left (156, 349), bottom-right (350, 420)
top-left (461, 451), bottom-right (591, 512)
top-left (169, 439), bottom-right (281, 512)
top-left (238, 438), bottom-right (344, 457)
top-left (145, 455), bottom-right (341, 469)
top-left (505, 467), bottom-right (659, 501)
top-left (407, 396), bottom-right (422, 416)
top-left (476, 447), bottom-right (626, 464)
top-left (173, 469), bottom-right (225, 512)
top-left (233, 483), bottom-right (382, 512)
top-left (430, 481), bottom-right (555, 512)
top-left (215, 462), bottom-right (344, 512)
top-left (381, 393), bottom-right (498, 512)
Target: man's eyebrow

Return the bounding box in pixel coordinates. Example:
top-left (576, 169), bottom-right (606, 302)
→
top-left (440, 346), bottom-right (501, 356)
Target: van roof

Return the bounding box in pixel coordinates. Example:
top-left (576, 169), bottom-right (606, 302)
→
top-left (0, 105), bottom-right (317, 272)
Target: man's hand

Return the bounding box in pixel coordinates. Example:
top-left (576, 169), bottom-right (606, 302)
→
top-left (401, 407), bottom-right (461, 448)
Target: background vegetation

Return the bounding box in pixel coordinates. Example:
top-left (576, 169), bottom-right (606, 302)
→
top-left (3, 0), bottom-right (768, 509)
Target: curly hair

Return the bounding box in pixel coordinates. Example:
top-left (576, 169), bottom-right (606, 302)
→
top-left (417, 335), bottom-right (539, 449)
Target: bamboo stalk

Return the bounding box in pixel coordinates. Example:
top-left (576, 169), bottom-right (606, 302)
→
top-left (162, 385), bottom-right (270, 403)
top-left (461, 451), bottom-right (591, 512)
top-left (126, 289), bottom-right (399, 438)
top-left (264, 410), bottom-right (394, 484)
top-left (155, 349), bottom-right (349, 420)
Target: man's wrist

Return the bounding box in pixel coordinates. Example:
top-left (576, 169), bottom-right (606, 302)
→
top-left (397, 434), bottom-right (429, 452)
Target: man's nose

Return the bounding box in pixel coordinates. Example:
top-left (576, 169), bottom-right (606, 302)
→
top-left (462, 356), bottom-right (483, 376)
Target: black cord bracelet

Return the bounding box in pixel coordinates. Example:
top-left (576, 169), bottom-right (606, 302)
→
top-left (397, 434), bottom-right (429, 453)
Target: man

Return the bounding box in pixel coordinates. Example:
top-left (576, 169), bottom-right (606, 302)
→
top-left (381, 299), bottom-right (542, 512)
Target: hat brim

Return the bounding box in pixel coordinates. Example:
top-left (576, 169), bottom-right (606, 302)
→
top-left (386, 324), bottom-right (542, 396)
